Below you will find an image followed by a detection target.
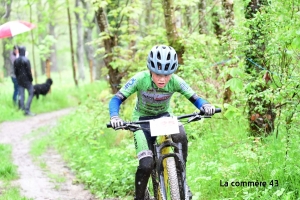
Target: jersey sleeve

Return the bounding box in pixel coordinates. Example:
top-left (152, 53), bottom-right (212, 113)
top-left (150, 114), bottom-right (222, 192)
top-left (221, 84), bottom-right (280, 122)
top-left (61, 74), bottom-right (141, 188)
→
top-left (173, 75), bottom-right (208, 109)
top-left (109, 73), bottom-right (142, 117)
top-left (119, 73), bottom-right (141, 98)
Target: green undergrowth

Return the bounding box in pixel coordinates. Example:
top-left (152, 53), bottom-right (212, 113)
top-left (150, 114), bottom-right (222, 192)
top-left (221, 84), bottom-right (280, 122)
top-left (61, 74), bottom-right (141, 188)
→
top-left (186, 119), bottom-right (300, 200)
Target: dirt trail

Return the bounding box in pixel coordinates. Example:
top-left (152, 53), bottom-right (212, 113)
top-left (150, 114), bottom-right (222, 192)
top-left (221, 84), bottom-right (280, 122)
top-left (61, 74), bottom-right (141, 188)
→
top-left (0, 108), bottom-right (97, 200)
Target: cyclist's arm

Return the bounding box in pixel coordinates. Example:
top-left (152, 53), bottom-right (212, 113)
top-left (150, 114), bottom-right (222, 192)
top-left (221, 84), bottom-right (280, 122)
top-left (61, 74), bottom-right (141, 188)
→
top-left (109, 73), bottom-right (141, 117)
top-left (173, 75), bottom-right (208, 109)
top-left (109, 92), bottom-right (127, 117)
top-left (188, 94), bottom-right (208, 109)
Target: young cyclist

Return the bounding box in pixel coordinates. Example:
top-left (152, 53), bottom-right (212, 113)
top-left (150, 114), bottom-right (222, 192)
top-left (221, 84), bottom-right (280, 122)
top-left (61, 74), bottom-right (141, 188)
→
top-left (109, 45), bottom-right (215, 200)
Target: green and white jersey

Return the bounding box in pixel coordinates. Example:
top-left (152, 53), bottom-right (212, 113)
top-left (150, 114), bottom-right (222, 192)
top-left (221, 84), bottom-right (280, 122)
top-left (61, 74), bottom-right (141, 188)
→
top-left (119, 71), bottom-right (196, 119)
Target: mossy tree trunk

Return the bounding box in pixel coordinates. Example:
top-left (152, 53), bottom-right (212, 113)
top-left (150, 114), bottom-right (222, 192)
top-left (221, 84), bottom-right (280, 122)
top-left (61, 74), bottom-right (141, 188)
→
top-left (245, 0), bottom-right (276, 136)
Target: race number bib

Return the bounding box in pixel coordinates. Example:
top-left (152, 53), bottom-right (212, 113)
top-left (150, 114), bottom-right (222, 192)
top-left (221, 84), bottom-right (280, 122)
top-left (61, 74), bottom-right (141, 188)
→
top-left (150, 117), bottom-right (179, 136)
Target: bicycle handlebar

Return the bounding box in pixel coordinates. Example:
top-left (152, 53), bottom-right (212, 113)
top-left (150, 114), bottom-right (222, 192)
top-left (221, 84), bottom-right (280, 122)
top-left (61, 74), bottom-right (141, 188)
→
top-left (107, 108), bottom-right (221, 128)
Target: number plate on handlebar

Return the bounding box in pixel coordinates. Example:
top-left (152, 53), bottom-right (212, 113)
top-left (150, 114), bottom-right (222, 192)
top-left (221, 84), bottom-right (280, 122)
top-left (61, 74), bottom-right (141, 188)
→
top-left (149, 117), bottom-right (179, 136)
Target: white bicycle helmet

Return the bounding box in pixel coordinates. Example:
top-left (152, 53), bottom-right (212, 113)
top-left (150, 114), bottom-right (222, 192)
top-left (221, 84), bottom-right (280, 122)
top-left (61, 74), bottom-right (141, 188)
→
top-left (147, 45), bottom-right (178, 75)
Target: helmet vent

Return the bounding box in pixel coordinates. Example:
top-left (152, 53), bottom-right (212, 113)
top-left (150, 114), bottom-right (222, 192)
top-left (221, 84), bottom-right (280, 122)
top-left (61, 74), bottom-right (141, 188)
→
top-left (157, 52), bottom-right (161, 60)
top-left (167, 52), bottom-right (171, 60)
top-left (165, 63), bottom-right (170, 70)
top-left (150, 51), bottom-right (154, 58)
top-left (151, 61), bottom-right (155, 68)
top-left (171, 63), bottom-right (176, 70)
top-left (157, 62), bottom-right (162, 70)
top-left (174, 54), bottom-right (177, 61)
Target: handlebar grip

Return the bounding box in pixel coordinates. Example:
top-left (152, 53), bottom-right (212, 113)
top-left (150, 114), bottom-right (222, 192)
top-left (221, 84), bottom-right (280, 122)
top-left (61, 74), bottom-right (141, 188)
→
top-left (107, 123), bottom-right (112, 128)
top-left (199, 107), bottom-right (222, 115)
top-left (215, 108), bottom-right (222, 113)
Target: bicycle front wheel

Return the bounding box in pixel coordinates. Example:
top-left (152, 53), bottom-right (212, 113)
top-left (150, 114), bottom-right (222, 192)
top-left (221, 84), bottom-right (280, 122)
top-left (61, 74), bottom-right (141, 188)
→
top-left (166, 157), bottom-right (181, 199)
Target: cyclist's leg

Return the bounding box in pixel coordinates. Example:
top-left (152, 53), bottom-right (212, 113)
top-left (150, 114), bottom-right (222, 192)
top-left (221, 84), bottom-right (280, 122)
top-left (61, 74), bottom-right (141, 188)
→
top-left (171, 124), bottom-right (188, 163)
top-left (134, 128), bottom-right (155, 200)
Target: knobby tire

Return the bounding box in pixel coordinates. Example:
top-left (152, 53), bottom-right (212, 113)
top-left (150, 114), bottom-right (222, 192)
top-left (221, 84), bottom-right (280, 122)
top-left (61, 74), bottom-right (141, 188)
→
top-left (166, 157), bottom-right (181, 199)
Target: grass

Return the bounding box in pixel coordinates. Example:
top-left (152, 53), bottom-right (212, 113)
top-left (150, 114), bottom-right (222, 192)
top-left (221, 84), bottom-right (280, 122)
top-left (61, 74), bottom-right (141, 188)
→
top-left (0, 187), bottom-right (32, 200)
top-left (0, 70), bottom-right (108, 123)
top-left (0, 144), bottom-right (18, 181)
top-left (0, 144), bottom-right (31, 200)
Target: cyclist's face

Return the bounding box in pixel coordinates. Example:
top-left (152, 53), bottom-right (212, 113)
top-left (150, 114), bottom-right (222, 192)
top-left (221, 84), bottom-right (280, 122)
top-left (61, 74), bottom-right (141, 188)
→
top-left (151, 72), bottom-right (172, 88)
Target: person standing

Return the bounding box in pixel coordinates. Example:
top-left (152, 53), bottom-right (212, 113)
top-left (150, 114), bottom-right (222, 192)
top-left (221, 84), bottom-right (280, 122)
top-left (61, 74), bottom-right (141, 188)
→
top-left (9, 45), bottom-right (19, 106)
top-left (14, 46), bottom-right (35, 116)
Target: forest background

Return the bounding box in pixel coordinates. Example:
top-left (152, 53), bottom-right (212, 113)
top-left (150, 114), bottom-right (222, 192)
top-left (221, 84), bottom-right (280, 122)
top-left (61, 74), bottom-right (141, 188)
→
top-left (0, 0), bottom-right (299, 199)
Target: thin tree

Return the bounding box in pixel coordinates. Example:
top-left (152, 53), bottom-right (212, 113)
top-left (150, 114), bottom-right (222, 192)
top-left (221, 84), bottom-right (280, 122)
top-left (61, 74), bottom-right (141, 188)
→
top-left (81, 0), bottom-right (97, 82)
top-left (66, 0), bottom-right (78, 86)
top-left (75, 0), bottom-right (85, 80)
top-left (48, 0), bottom-right (58, 72)
top-left (27, 0), bottom-right (38, 83)
top-left (198, 0), bottom-right (208, 34)
top-left (95, 6), bottom-right (119, 93)
top-left (36, 0), bottom-right (46, 75)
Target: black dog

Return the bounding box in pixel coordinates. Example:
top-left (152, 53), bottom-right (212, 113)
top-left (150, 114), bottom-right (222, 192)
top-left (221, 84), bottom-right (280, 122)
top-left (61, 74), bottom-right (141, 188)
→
top-left (33, 78), bottom-right (53, 99)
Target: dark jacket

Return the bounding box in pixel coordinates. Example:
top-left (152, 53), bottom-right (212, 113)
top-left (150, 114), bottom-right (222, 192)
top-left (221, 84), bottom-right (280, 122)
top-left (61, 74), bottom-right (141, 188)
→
top-left (14, 46), bottom-right (33, 87)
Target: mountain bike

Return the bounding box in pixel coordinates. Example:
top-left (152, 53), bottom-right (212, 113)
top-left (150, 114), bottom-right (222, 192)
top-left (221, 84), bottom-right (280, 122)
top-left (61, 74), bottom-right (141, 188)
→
top-left (107, 108), bottom-right (221, 200)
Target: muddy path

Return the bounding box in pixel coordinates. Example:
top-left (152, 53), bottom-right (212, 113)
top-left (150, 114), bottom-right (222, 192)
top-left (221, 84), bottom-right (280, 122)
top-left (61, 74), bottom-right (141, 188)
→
top-left (0, 108), bottom-right (98, 200)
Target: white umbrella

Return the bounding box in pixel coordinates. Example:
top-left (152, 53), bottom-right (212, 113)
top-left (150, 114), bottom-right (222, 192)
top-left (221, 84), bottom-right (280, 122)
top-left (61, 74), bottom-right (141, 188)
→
top-left (0, 20), bottom-right (36, 39)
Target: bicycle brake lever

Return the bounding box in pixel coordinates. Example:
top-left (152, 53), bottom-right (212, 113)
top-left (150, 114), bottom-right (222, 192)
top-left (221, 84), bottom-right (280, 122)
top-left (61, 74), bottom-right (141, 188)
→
top-left (114, 126), bottom-right (126, 130)
top-left (127, 124), bottom-right (141, 132)
top-left (114, 124), bottom-right (141, 132)
top-left (188, 115), bottom-right (201, 123)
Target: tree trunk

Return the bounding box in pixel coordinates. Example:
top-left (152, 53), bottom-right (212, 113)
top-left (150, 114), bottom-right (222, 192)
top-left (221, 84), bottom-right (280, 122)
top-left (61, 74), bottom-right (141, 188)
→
top-left (36, 0), bottom-right (46, 75)
top-left (221, 0), bottom-right (235, 103)
top-left (94, 21), bottom-right (105, 81)
top-left (144, 0), bottom-right (152, 26)
top-left (75, 0), bottom-right (85, 81)
top-left (245, 0), bottom-right (275, 136)
top-left (49, 1), bottom-right (58, 72)
top-left (185, 6), bottom-right (192, 32)
top-left (162, 0), bottom-right (184, 65)
top-left (81, 0), bottom-right (97, 82)
top-left (1, 0), bottom-right (12, 78)
top-left (222, 0), bottom-right (234, 28)
top-left (66, 0), bottom-right (78, 87)
top-left (198, 0), bottom-right (208, 34)
top-left (28, 1), bottom-right (38, 84)
top-left (95, 7), bottom-right (120, 93)
top-left (212, 8), bottom-right (222, 38)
